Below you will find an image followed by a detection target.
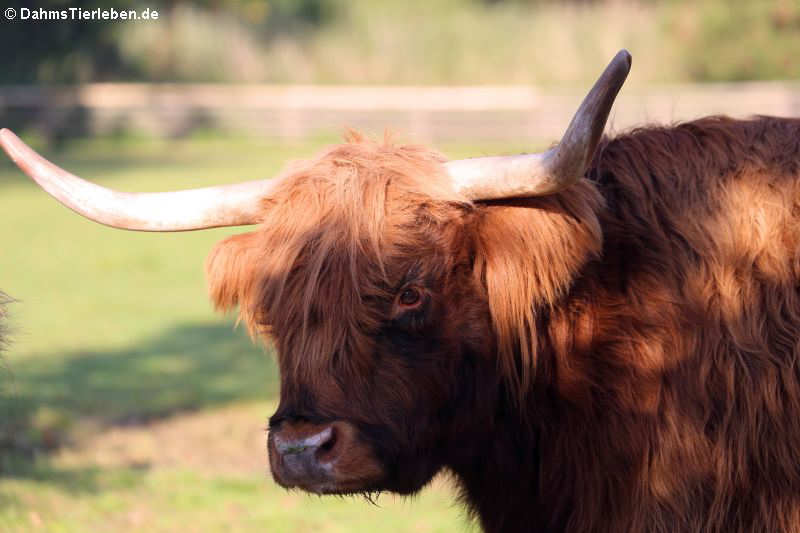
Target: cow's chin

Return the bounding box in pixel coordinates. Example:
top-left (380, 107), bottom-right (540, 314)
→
top-left (270, 464), bottom-right (436, 498)
top-left (282, 479), bottom-right (389, 497)
top-left (269, 456), bottom-right (387, 496)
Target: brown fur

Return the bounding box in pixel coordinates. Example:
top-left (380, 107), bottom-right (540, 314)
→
top-left (207, 117), bottom-right (800, 532)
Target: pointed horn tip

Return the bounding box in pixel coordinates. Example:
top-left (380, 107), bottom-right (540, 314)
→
top-left (0, 128), bottom-right (20, 151)
top-left (613, 49), bottom-right (633, 74)
top-left (0, 129), bottom-right (18, 159)
top-left (0, 129), bottom-right (28, 166)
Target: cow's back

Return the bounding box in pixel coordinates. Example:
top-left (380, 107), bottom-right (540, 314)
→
top-left (544, 116), bottom-right (800, 532)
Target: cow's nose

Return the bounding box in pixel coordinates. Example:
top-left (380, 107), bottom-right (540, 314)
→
top-left (270, 423), bottom-right (339, 485)
top-left (274, 425), bottom-right (334, 458)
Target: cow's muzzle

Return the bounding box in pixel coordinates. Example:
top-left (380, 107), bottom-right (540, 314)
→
top-left (268, 420), bottom-right (383, 494)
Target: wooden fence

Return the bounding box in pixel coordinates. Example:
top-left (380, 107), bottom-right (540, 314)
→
top-left (1, 82), bottom-right (799, 142)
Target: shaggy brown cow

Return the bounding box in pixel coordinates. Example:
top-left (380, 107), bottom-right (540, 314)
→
top-left (3, 51), bottom-right (800, 532)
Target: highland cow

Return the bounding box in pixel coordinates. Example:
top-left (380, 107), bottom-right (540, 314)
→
top-left (3, 51), bottom-right (800, 532)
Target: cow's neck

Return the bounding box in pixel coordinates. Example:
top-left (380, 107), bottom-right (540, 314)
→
top-left (446, 393), bottom-right (552, 533)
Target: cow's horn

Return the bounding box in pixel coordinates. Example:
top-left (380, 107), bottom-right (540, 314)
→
top-left (445, 49), bottom-right (631, 200)
top-left (0, 128), bottom-right (275, 231)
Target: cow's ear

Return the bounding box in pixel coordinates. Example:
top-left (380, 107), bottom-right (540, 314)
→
top-left (472, 181), bottom-right (603, 393)
top-left (205, 231), bottom-right (264, 314)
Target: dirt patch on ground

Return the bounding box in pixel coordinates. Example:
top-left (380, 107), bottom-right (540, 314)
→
top-left (56, 402), bottom-right (272, 476)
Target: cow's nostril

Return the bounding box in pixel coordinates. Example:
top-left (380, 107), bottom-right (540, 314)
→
top-left (317, 426), bottom-right (337, 457)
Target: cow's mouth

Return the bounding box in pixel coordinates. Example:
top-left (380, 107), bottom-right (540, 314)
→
top-left (268, 420), bottom-right (386, 495)
top-left (279, 477), bottom-right (385, 497)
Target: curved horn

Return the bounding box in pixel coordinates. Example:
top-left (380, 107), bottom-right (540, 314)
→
top-left (445, 49), bottom-right (632, 201)
top-left (0, 128), bottom-right (275, 231)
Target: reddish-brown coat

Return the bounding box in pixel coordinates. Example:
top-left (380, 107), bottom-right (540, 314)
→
top-left (207, 118), bottom-right (800, 532)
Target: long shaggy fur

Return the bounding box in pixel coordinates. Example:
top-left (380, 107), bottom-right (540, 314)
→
top-left (206, 131), bottom-right (468, 384)
top-left (207, 116), bottom-right (800, 532)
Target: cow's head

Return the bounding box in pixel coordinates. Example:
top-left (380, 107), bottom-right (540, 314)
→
top-left (0, 51), bottom-right (630, 496)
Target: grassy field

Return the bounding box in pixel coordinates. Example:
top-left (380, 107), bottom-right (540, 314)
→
top-left (10, 1), bottom-right (800, 86)
top-left (0, 134), bottom-right (516, 532)
top-left (113, 0), bottom-right (800, 85)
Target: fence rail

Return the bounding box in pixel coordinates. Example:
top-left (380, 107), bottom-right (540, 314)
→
top-left (1, 82), bottom-right (799, 142)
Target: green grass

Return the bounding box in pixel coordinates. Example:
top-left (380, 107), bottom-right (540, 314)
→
top-left (0, 135), bottom-right (485, 532)
top-left (1, 465), bottom-right (468, 532)
top-left (112, 0), bottom-right (800, 85)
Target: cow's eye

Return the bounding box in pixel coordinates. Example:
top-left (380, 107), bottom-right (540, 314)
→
top-left (398, 287), bottom-right (421, 307)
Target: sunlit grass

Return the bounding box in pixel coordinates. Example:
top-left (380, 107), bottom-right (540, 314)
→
top-left (1, 464), bottom-right (469, 533)
top-left (116, 0), bottom-right (800, 85)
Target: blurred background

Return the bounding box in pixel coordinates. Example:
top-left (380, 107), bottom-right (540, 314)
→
top-left (0, 0), bottom-right (799, 531)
